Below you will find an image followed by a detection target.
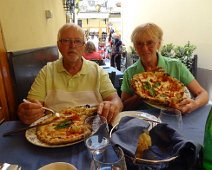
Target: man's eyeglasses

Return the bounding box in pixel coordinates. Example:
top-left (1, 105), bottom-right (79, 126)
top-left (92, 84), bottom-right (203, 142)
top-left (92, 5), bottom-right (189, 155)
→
top-left (59, 39), bottom-right (85, 47)
top-left (134, 40), bottom-right (157, 48)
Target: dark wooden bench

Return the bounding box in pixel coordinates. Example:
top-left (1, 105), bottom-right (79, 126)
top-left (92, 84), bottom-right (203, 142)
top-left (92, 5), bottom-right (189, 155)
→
top-left (7, 46), bottom-right (59, 110)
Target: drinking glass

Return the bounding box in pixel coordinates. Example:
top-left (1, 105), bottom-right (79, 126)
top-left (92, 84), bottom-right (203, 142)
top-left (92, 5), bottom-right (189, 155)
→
top-left (91, 145), bottom-right (127, 170)
top-left (84, 115), bottom-right (110, 155)
top-left (159, 108), bottom-right (183, 131)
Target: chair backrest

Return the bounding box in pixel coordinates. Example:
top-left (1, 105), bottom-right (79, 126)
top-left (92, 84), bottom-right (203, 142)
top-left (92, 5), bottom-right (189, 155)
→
top-left (190, 54), bottom-right (198, 78)
top-left (109, 71), bottom-right (116, 86)
top-left (91, 59), bottom-right (105, 66)
top-left (7, 46), bottom-right (59, 107)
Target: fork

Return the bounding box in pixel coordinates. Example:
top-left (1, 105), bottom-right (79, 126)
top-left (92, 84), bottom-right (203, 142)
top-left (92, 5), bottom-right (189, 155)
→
top-left (23, 99), bottom-right (60, 117)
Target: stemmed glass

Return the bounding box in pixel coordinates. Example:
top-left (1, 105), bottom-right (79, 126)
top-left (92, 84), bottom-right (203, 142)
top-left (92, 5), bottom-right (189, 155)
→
top-left (159, 108), bottom-right (183, 132)
top-left (91, 145), bottom-right (127, 170)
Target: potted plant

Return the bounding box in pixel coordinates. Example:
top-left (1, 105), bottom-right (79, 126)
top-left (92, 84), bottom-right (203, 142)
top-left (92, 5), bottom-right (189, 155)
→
top-left (129, 46), bottom-right (139, 63)
top-left (160, 41), bottom-right (197, 76)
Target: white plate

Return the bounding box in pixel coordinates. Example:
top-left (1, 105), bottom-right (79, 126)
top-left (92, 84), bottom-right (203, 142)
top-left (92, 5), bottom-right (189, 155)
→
top-left (111, 111), bottom-right (161, 129)
top-left (25, 115), bottom-right (85, 148)
top-left (38, 162), bottom-right (77, 170)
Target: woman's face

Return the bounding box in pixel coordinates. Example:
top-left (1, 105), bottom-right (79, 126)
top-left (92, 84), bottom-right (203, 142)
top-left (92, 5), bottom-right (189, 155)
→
top-left (133, 34), bottom-right (161, 63)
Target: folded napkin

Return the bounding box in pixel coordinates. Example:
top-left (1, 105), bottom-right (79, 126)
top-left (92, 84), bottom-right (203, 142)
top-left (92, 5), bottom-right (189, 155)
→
top-left (111, 116), bottom-right (150, 156)
top-left (149, 123), bottom-right (202, 170)
top-left (111, 117), bottom-right (202, 170)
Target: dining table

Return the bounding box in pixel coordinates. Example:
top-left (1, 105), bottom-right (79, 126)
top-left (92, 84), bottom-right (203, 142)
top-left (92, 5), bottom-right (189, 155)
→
top-left (0, 102), bottom-right (211, 170)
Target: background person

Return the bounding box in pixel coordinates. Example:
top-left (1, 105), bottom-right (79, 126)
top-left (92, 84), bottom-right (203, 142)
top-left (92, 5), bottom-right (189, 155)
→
top-left (121, 22), bottom-right (208, 113)
top-left (18, 23), bottom-right (123, 125)
top-left (110, 33), bottom-right (122, 71)
top-left (83, 41), bottom-right (105, 65)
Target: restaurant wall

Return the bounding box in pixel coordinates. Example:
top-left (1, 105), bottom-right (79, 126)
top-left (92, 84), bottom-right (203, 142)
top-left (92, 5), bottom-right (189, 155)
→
top-left (121, 0), bottom-right (212, 70)
top-left (0, 0), bottom-right (66, 51)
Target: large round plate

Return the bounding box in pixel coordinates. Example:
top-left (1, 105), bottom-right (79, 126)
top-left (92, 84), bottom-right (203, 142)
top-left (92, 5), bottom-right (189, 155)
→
top-left (111, 111), bottom-right (161, 129)
top-left (25, 115), bottom-right (85, 148)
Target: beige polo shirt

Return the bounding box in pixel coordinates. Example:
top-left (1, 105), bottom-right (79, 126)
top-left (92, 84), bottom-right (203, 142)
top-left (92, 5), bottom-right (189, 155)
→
top-left (28, 57), bottom-right (116, 111)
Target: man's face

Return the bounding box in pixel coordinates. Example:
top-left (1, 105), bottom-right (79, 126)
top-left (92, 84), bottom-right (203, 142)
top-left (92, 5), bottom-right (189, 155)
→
top-left (57, 27), bottom-right (85, 63)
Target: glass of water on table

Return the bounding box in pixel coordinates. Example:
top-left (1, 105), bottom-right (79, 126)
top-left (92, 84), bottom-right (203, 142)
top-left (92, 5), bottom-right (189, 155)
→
top-left (91, 145), bottom-right (127, 170)
top-left (84, 115), bottom-right (110, 155)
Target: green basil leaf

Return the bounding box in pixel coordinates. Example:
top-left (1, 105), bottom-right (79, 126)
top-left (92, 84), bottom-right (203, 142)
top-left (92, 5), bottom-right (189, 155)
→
top-left (143, 81), bottom-right (151, 90)
top-left (153, 82), bottom-right (161, 88)
top-left (149, 88), bottom-right (156, 97)
top-left (54, 119), bottom-right (73, 129)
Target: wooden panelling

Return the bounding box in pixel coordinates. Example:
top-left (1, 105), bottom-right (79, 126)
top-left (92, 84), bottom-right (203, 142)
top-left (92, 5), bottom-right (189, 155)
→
top-left (0, 24), bottom-right (16, 120)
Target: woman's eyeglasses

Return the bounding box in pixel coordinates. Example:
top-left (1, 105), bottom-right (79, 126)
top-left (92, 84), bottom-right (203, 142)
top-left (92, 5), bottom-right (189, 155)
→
top-left (134, 40), bottom-right (157, 48)
top-left (59, 39), bottom-right (85, 47)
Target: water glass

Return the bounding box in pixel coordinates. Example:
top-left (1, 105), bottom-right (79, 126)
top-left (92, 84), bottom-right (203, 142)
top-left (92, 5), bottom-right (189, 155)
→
top-left (159, 108), bottom-right (183, 131)
top-left (91, 145), bottom-right (127, 170)
top-left (85, 136), bottom-right (109, 155)
top-left (84, 115), bottom-right (110, 155)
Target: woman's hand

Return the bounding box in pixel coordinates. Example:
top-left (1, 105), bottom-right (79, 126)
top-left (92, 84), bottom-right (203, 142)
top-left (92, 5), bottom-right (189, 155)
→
top-left (177, 98), bottom-right (197, 114)
top-left (18, 99), bottom-right (45, 125)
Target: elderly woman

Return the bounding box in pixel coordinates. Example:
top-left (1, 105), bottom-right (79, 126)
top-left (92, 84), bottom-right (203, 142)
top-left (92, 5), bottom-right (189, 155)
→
top-left (121, 23), bottom-right (208, 114)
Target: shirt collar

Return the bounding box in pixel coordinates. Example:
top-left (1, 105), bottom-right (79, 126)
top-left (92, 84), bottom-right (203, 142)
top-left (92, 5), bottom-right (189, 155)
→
top-left (57, 57), bottom-right (89, 76)
top-left (135, 52), bottom-right (165, 72)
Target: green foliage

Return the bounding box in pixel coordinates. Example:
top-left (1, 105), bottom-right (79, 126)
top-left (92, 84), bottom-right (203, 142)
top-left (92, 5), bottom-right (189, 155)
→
top-left (129, 46), bottom-right (137, 55)
top-left (160, 41), bottom-right (196, 70)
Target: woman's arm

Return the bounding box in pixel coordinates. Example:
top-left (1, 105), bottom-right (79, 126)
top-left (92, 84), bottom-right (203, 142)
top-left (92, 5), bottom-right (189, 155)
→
top-left (121, 92), bottom-right (144, 111)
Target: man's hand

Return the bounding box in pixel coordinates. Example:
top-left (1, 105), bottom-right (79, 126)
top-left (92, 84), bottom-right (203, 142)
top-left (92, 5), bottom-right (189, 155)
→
top-left (97, 99), bottom-right (123, 124)
top-left (18, 99), bottom-right (45, 124)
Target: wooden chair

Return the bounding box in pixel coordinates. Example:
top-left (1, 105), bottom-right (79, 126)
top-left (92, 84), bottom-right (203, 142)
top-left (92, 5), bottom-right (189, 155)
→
top-left (190, 54), bottom-right (198, 78)
top-left (109, 71), bottom-right (116, 86)
top-left (91, 59), bottom-right (105, 66)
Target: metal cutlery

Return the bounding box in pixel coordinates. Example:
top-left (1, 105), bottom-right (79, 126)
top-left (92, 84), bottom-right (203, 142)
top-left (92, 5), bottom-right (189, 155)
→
top-left (23, 99), bottom-right (60, 117)
top-left (2, 119), bottom-right (56, 137)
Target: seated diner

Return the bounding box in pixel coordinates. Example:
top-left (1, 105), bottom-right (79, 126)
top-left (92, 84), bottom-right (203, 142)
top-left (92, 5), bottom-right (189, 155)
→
top-left (83, 41), bottom-right (105, 65)
top-left (121, 22), bottom-right (209, 114)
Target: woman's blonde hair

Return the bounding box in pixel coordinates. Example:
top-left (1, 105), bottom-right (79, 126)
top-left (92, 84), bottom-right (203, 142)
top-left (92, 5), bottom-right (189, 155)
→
top-left (84, 41), bottom-right (97, 53)
top-left (131, 23), bottom-right (163, 43)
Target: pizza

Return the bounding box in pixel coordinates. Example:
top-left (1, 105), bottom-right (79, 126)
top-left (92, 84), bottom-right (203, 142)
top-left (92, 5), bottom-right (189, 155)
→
top-left (36, 106), bottom-right (97, 145)
top-left (131, 71), bottom-right (185, 108)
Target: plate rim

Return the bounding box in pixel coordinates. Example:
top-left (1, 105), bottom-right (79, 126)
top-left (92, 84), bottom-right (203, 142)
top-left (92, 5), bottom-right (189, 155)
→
top-left (38, 162), bottom-right (77, 170)
top-left (25, 115), bottom-right (85, 148)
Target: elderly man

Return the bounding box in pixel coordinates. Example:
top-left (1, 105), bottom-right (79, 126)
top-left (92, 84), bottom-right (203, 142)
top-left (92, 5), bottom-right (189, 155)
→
top-left (18, 23), bottom-right (123, 125)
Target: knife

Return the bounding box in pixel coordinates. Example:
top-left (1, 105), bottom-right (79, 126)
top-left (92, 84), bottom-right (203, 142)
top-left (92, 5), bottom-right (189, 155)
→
top-left (3, 121), bottom-right (53, 137)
